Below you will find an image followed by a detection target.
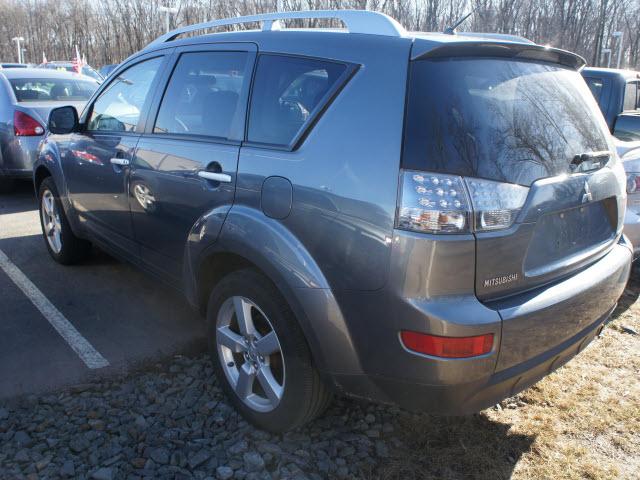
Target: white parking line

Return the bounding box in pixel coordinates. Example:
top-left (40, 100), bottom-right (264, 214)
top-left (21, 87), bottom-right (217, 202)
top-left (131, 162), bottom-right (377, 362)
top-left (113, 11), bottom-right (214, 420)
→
top-left (0, 248), bottom-right (109, 369)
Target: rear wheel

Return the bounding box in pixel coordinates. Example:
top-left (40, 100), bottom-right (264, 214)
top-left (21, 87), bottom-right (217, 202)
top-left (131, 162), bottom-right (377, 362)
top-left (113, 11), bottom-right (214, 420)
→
top-left (38, 177), bottom-right (90, 264)
top-left (207, 269), bottom-right (332, 432)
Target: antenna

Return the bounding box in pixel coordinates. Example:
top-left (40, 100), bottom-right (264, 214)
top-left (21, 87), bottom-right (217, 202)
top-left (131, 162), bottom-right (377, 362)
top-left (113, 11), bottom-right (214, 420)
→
top-left (444, 11), bottom-right (473, 35)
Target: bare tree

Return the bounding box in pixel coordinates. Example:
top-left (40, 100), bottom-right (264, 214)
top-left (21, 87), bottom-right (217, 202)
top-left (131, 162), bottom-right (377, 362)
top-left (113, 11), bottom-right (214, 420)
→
top-left (0, 0), bottom-right (637, 69)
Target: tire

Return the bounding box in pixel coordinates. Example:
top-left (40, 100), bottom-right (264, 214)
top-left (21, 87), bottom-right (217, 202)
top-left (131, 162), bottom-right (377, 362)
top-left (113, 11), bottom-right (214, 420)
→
top-left (38, 177), bottom-right (91, 264)
top-left (206, 269), bottom-right (332, 432)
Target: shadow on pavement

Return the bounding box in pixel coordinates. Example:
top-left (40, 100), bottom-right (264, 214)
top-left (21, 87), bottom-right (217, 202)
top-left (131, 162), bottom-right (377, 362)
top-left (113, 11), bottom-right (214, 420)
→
top-left (0, 180), bottom-right (37, 215)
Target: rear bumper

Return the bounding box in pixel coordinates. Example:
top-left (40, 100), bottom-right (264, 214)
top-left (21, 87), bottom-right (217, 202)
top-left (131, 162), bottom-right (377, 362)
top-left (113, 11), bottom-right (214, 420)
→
top-left (0, 136), bottom-right (41, 178)
top-left (331, 238), bottom-right (631, 414)
top-left (337, 306), bottom-right (613, 413)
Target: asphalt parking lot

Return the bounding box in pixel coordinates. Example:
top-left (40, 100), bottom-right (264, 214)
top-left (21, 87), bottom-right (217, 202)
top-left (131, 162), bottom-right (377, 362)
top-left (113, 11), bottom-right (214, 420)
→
top-left (0, 181), bottom-right (206, 399)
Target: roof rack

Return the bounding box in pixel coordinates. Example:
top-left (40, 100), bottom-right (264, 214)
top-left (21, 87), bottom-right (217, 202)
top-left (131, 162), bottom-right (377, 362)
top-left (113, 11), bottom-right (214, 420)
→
top-left (148, 9), bottom-right (407, 47)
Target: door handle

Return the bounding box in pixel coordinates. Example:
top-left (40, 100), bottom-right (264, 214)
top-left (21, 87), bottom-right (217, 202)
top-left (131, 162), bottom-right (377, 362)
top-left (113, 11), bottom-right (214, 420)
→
top-left (198, 171), bottom-right (232, 183)
top-left (110, 158), bottom-right (130, 167)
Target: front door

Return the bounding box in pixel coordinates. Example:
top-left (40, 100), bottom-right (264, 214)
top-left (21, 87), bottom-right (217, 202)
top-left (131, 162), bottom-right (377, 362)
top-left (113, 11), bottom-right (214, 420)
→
top-left (129, 45), bottom-right (256, 280)
top-left (63, 55), bottom-right (167, 249)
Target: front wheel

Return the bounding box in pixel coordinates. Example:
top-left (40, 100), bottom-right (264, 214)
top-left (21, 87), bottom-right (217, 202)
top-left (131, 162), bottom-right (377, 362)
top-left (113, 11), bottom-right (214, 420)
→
top-left (207, 269), bottom-right (332, 432)
top-left (38, 177), bottom-right (91, 264)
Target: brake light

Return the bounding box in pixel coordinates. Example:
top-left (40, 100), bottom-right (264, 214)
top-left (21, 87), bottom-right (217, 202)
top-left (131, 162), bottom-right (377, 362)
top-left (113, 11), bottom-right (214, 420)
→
top-left (396, 170), bottom-right (529, 233)
top-left (14, 111), bottom-right (44, 136)
top-left (397, 172), bottom-right (470, 233)
top-left (400, 331), bottom-right (494, 358)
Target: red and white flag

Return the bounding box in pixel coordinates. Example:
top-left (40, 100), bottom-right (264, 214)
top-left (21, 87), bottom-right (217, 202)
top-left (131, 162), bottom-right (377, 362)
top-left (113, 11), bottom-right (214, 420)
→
top-left (72, 45), bottom-right (83, 73)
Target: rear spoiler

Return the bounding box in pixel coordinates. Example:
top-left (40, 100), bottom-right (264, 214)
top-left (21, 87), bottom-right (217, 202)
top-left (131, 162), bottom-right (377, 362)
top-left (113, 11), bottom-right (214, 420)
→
top-left (412, 41), bottom-right (586, 71)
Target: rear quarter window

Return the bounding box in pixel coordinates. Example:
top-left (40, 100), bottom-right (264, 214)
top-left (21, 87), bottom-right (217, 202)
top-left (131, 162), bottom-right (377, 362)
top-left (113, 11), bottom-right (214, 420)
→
top-left (403, 58), bottom-right (611, 186)
top-left (247, 54), bottom-right (350, 147)
top-left (624, 82), bottom-right (639, 111)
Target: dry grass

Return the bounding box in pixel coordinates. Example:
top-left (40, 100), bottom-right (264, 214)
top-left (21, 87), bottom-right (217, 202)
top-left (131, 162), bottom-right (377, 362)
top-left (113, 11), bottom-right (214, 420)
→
top-left (375, 275), bottom-right (640, 480)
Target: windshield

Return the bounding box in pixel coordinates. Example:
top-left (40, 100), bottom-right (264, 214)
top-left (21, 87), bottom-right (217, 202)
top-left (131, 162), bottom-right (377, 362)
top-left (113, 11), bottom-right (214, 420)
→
top-left (43, 64), bottom-right (103, 81)
top-left (10, 78), bottom-right (98, 102)
top-left (403, 58), bottom-right (612, 186)
top-left (81, 66), bottom-right (104, 82)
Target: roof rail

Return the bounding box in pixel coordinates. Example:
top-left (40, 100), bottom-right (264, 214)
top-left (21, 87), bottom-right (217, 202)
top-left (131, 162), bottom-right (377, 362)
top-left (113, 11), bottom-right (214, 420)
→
top-left (456, 32), bottom-right (535, 45)
top-left (148, 9), bottom-right (406, 46)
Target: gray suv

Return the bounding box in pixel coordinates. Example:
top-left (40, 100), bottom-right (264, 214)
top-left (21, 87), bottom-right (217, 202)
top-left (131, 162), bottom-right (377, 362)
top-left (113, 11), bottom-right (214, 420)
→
top-left (34, 10), bottom-right (631, 432)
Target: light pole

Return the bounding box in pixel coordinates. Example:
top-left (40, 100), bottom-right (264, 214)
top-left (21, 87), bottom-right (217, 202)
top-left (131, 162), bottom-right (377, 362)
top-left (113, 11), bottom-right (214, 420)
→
top-left (602, 48), bottom-right (612, 68)
top-left (11, 36), bottom-right (24, 64)
top-left (612, 31), bottom-right (624, 69)
top-left (159, 5), bottom-right (178, 33)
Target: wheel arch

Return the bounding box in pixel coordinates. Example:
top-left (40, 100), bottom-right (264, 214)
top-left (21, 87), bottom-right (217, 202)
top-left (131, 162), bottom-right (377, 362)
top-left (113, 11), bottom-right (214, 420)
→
top-left (34, 164), bottom-right (52, 193)
top-left (33, 138), bottom-right (82, 236)
top-left (187, 205), bottom-right (363, 377)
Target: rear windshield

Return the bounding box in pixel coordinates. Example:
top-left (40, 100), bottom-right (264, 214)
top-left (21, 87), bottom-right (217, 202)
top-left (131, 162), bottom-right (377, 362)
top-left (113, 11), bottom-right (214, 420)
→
top-left (403, 58), bottom-right (611, 186)
top-left (10, 78), bottom-right (97, 102)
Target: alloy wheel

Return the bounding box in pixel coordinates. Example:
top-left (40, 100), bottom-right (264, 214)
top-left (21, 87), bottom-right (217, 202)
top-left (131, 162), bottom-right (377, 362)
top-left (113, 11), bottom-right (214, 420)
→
top-left (216, 296), bottom-right (285, 412)
top-left (41, 190), bottom-right (62, 254)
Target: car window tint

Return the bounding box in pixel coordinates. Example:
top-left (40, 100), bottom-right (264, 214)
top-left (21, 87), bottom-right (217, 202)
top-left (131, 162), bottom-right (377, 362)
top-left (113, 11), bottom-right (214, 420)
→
top-left (584, 77), bottom-right (604, 103)
top-left (624, 82), bottom-right (638, 111)
top-left (154, 51), bottom-right (248, 138)
top-left (248, 55), bottom-right (347, 146)
top-left (87, 57), bottom-right (162, 132)
top-left (403, 58), bottom-right (610, 186)
top-left (10, 78), bottom-right (97, 102)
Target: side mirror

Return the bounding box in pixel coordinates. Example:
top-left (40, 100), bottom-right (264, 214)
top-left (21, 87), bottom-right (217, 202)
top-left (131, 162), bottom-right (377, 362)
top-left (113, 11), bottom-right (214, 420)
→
top-left (613, 113), bottom-right (640, 142)
top-left (48, 106), bottom-right (79, 135)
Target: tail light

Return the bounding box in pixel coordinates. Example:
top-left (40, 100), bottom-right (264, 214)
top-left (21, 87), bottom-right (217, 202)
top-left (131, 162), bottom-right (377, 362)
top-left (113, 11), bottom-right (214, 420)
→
top-left (397, 170), bottom-right (529, 233)
top-left (400, 331), bottom-right (494, 358)
top-left (14, 111), bottom-right (45, 136)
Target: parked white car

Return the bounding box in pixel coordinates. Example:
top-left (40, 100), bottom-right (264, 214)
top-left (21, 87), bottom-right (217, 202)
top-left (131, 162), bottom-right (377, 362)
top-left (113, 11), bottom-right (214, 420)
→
top-left (616, 138), bottom-right (640, 256)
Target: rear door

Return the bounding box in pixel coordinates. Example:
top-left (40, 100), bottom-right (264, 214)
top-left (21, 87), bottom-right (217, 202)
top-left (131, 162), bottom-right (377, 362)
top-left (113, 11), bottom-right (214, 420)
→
top-left (129, 43), bottom-right (255, 280)
top-left (404, 56), bottom-right (621, 299)
top-left (403, 54), bottom-right (625, 368)
top-left (63, 53), bottom-right (169, 251)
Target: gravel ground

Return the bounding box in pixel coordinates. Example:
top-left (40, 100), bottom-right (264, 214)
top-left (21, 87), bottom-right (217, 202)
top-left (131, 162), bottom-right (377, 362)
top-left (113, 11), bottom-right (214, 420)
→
top-left (1, 303), bottom-right (638, 480)
top-left (0, 355), bottom-right (401, 480)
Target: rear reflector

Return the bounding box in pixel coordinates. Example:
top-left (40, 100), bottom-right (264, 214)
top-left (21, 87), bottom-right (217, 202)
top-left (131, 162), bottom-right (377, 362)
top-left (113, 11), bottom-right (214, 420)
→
top-left (400, 331), bottom-right (494, 358)
top-left (14, 111), bottom-right (44, 136)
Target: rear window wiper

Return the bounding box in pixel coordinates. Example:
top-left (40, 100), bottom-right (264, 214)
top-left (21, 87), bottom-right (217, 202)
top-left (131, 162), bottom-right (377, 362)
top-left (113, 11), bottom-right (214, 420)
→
top-left (570, 151), bottom-right (611, 172)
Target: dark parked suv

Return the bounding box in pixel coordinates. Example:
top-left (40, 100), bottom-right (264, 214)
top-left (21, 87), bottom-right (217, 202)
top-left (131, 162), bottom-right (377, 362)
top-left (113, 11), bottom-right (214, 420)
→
top-left (35, 10), bottom-right (631, 432)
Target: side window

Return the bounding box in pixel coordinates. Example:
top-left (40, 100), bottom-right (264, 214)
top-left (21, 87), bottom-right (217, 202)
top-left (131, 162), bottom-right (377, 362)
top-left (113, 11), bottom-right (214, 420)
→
top-left (154, 51), bottom-right (248, 139)
top-left (87, 57), bottom-right (163, 132)
top-left (623, 82), bottom-right (638, 111)
top-left (584, 77), bottom-right (604, 104)
top-left (248, 55), bottom-right (348, 146)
